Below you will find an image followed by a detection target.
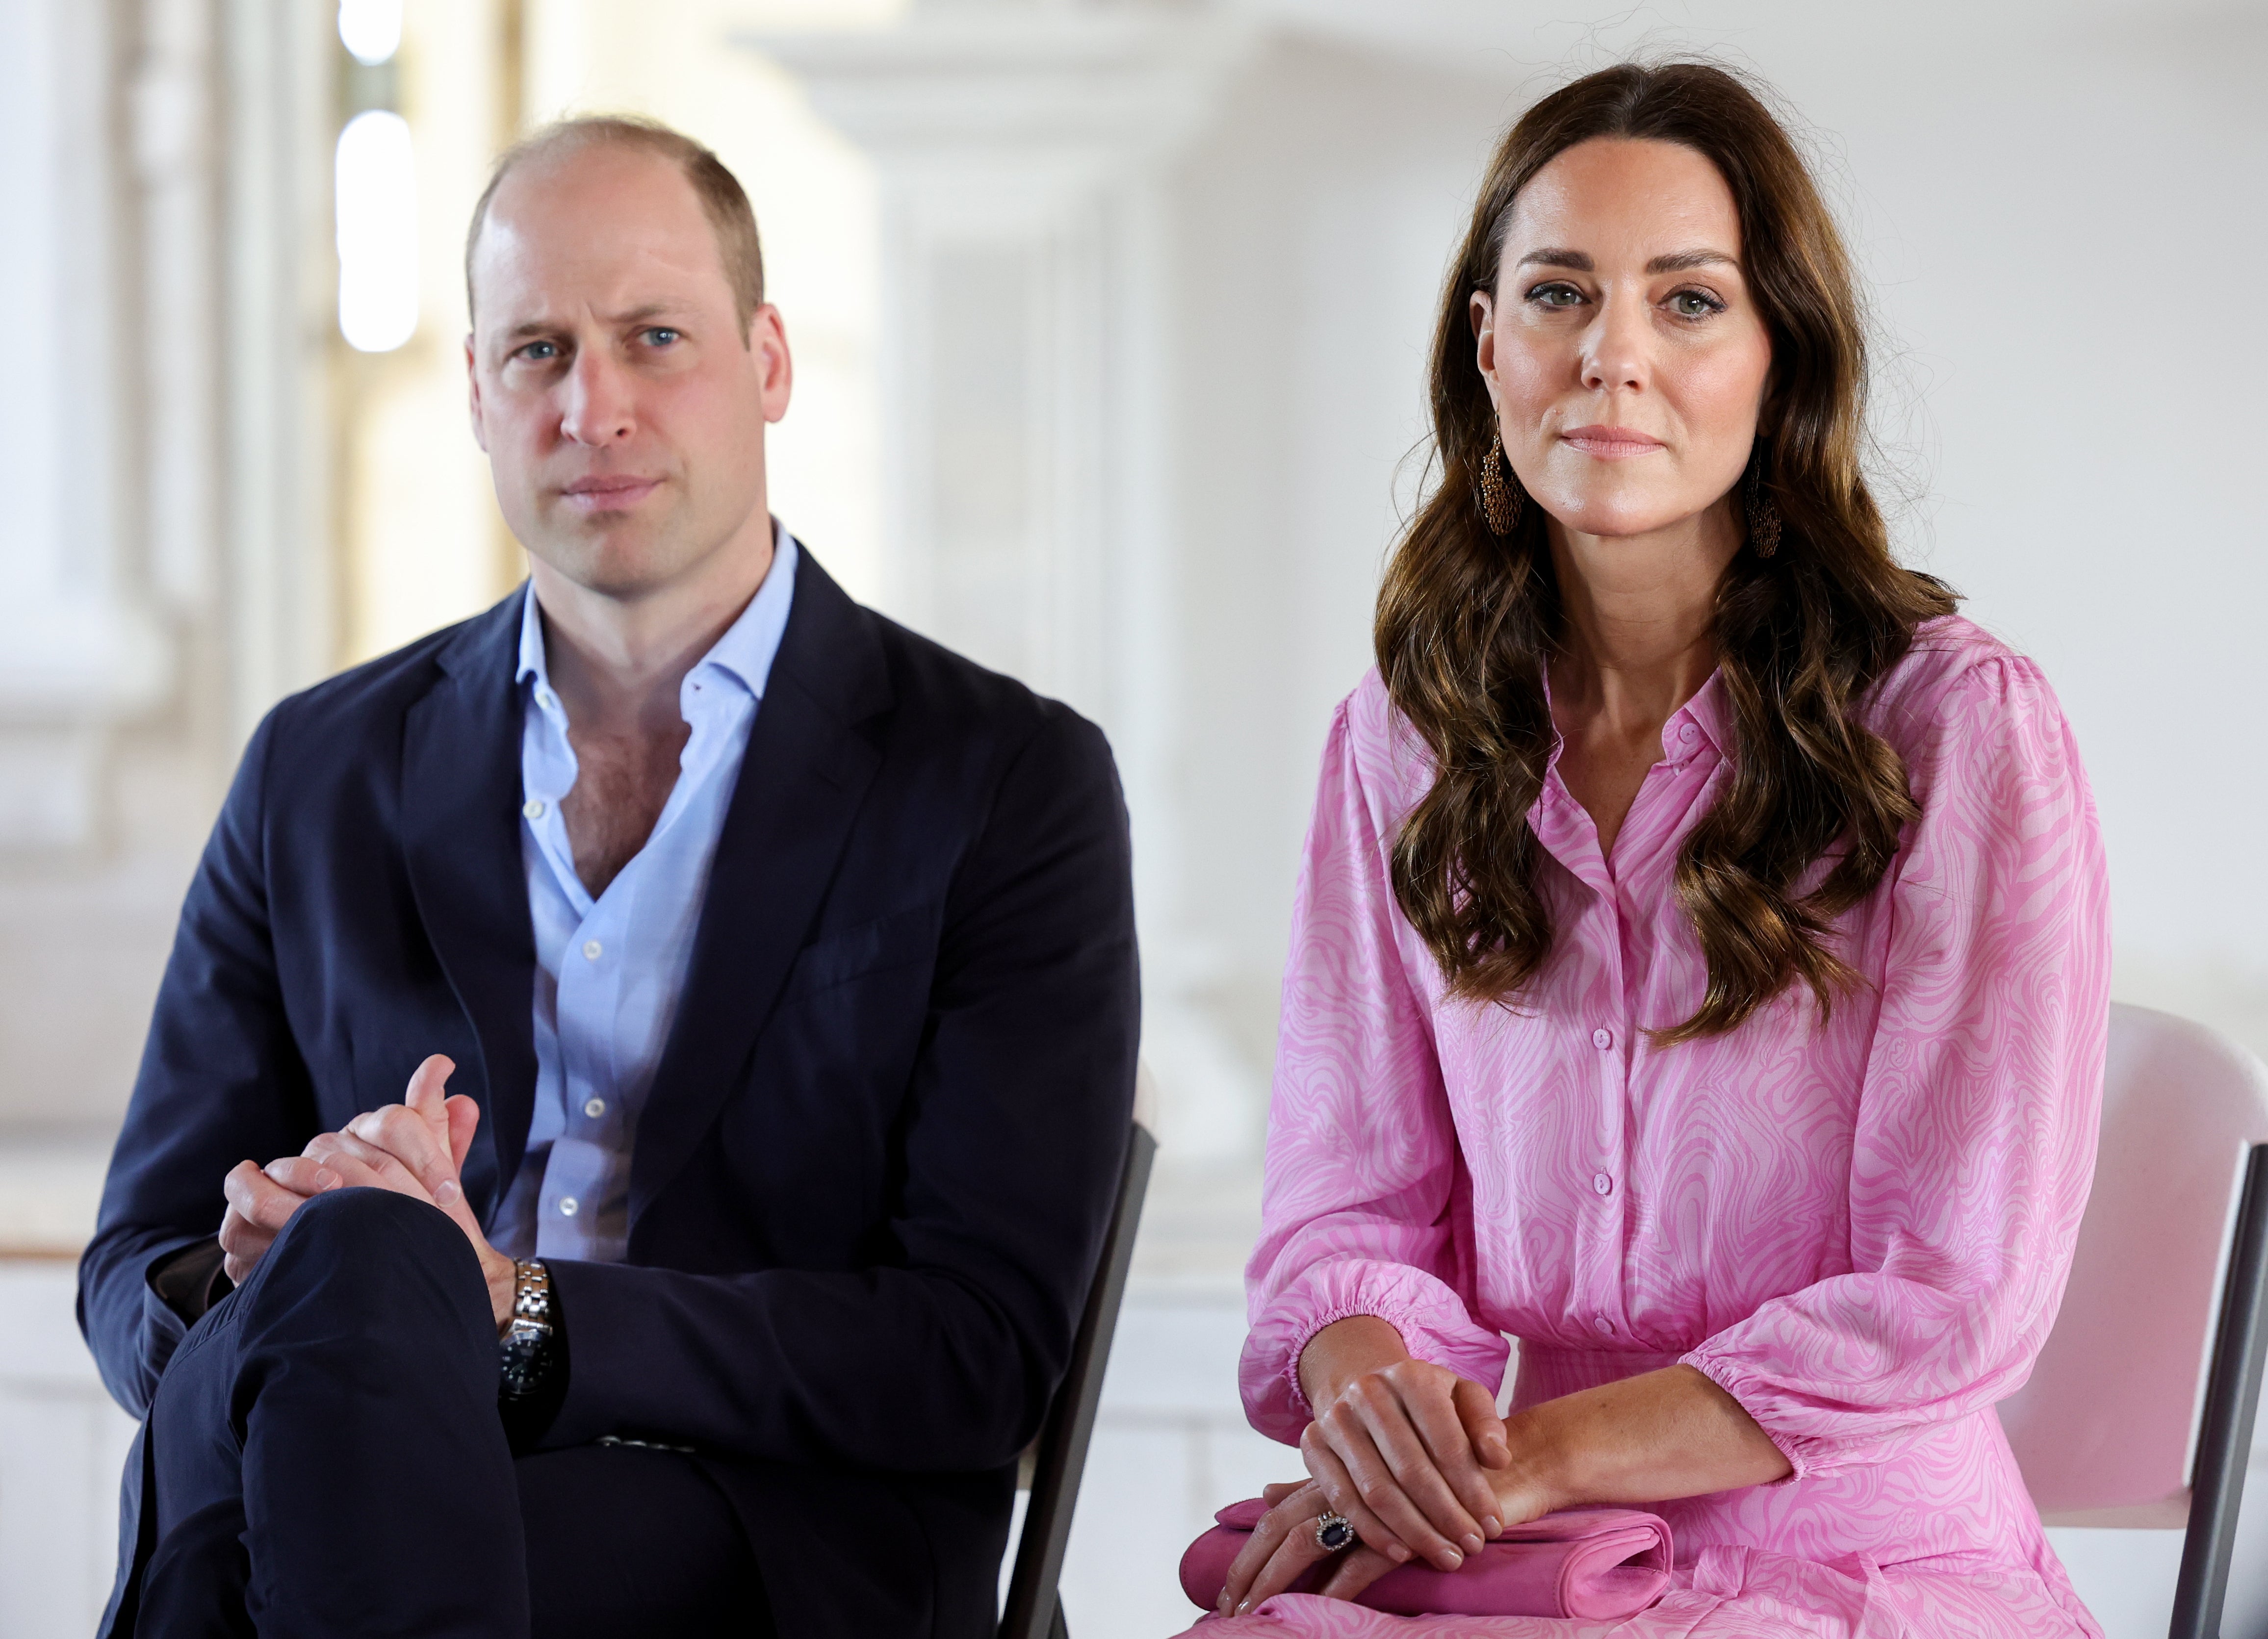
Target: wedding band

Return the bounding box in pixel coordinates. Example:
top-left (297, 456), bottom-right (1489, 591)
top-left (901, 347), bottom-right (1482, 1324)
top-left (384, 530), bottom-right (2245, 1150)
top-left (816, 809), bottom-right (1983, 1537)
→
top-left (1314, 1511), bottom-right (1357, 1553)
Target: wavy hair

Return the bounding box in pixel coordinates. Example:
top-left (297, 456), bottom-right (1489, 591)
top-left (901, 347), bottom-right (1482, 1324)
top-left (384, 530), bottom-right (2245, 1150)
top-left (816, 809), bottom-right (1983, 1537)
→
top-left (1377, 60), bottom-right (1956, 1043)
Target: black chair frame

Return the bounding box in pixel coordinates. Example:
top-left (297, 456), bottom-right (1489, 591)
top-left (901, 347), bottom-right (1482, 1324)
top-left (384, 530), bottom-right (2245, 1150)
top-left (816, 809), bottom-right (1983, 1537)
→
top-left (999, 1123), bottom-right (1158, 1639)
top-left (2172, 1142), bottom-right (2268, 1639)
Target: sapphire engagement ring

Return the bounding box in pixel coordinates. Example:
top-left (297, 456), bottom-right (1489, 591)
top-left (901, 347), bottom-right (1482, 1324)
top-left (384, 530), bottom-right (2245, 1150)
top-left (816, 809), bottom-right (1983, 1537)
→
top-left (1314, 1512), bottom-right (1357, 1553)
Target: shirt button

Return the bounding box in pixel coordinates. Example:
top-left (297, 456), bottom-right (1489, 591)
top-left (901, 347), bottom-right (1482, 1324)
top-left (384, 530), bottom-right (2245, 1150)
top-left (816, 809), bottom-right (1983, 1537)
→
top-left (558, 1197), bottom-right (579, 1218)
top-left (522, 798), bottom-right (546, 820)
top-left (583, 940), bottom-right (602, 961)
top-left (1594, 1316), bottom-right (1615, 1336)
top-left (584, 1097), bottom-right (606, 1119)
top-left (1593, 1172), bottom-right (1614, 1196)
top-left (1592, 1028), bottom-right (1613, 1050)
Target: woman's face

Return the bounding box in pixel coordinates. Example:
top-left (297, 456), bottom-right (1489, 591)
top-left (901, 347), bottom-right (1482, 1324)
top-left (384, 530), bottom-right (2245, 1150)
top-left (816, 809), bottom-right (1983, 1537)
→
top-left (1474, 137), bottom-right (1773, 542)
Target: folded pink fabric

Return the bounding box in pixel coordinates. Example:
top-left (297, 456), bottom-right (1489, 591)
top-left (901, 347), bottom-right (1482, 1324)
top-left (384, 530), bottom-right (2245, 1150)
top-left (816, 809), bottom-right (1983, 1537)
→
top-left (1179, 1499), bottom-right (1672, 1620)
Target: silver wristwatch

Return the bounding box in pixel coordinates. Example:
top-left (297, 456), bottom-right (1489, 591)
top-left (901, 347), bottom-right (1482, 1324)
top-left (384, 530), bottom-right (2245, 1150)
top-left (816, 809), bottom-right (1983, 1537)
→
top-left (498, 1258), bottom-right (555, 1400)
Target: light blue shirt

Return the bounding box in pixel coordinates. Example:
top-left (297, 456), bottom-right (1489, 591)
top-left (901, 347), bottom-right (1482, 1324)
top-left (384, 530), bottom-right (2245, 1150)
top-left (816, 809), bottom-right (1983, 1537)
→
top-left (490, 529), bottom-right (798, 1263)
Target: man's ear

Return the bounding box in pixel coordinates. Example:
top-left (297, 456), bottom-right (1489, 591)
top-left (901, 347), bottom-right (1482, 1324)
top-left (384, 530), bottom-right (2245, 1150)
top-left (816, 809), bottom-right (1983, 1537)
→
top-left (464, 334), bottom-right (489, 453)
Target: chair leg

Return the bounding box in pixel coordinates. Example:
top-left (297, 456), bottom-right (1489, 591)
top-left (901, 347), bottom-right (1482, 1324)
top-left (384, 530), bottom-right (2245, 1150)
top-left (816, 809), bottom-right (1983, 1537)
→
top-left (1048, 1590), bottom-right (1070, 1639)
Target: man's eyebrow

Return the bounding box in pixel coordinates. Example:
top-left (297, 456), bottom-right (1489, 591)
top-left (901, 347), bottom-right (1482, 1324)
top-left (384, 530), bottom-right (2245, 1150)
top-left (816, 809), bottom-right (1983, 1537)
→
top-left (1646, 249), bottom-right (1738, 274)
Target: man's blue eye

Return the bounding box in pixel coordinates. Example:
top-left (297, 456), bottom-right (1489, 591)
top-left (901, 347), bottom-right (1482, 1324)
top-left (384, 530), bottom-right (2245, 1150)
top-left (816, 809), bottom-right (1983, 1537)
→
top-left (519, 341), bottom-right (558, 361)
top-left (646, 328), bottom-right (681, 346)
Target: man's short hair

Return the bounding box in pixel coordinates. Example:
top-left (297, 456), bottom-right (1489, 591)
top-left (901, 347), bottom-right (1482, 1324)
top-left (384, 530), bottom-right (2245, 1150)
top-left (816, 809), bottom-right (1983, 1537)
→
top-left (464, 115), bottom-right (766, 335)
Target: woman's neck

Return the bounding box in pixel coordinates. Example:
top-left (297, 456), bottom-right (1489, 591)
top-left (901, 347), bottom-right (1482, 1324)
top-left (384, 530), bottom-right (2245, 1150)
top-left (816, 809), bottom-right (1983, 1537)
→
top-left (1544, 498), bottom-right (1742, 861)
top-left (1547, 498), bottom-right (1741, 730)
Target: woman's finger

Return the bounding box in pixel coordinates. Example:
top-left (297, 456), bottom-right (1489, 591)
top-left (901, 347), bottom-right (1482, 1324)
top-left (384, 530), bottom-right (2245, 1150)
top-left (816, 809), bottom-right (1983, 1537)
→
top-left (1453, 1377), bottom-right (1511, 1469)
top-left (1315, 1543), bottom-right (1400, 1604)
top-left (1327, 1392), bottom-right (1475, 1567)
top-left (1231, 1500), bottom-right (1340, 1615)
top-left (1218, 1482), bottom-right (1320, 1614)
top-left (1300, 1424), bottom-right (1417, 1567)
top-left (1398, 1376), bottom-right (1505, 1536)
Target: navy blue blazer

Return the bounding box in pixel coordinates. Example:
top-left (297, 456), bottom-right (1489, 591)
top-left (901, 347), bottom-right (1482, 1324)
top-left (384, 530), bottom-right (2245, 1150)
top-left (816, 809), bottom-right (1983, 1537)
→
top-left (79, 547), bottom-right (1141, 1638)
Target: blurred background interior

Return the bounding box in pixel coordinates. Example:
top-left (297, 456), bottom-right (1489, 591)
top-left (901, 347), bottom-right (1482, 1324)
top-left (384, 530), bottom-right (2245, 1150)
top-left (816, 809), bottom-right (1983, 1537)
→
top-left (1, 1), bottom-right (2264, 1635)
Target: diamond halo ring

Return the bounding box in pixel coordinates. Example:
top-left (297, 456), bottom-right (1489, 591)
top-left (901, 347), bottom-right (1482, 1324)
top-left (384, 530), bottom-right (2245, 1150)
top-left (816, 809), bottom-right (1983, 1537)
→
top-left (1314, 1511), bottom-right (1357, 1554)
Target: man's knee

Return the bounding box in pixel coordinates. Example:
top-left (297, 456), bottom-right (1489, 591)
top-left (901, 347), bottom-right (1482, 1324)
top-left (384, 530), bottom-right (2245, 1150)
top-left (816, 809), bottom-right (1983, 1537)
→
top-left (251, 1186), bottom-right (489, 1334)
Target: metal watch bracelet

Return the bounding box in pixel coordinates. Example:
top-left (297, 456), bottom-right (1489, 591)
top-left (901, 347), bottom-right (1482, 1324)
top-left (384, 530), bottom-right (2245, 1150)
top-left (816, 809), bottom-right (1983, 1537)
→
top-left (498, 1257), bottom-right (555, 1400)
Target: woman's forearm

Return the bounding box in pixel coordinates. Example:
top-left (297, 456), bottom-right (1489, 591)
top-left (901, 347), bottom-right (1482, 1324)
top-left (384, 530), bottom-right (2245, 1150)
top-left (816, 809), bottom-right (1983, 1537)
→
top-left (1503, 1363), bottom-right (1791, 1512)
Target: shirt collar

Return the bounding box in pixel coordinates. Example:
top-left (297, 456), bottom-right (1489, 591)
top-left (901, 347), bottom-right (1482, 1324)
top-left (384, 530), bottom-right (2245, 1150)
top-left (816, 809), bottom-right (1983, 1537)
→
top-left (516, 519), bottom-right (799, 703)
top-left (1534, 661), bottom-right (1730, 772)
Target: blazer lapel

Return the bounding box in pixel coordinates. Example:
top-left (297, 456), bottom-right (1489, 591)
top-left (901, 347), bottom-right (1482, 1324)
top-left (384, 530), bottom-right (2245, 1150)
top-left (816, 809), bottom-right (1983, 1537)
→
top-left (400, 590), bottom-right (541, 1204)
top-left (629, 548), bottom-right (893, 1222)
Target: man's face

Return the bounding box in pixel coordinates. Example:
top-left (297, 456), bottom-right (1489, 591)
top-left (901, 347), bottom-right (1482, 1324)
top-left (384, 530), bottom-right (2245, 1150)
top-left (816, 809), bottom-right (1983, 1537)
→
top-left (465, 145), bottom-right (790, 601)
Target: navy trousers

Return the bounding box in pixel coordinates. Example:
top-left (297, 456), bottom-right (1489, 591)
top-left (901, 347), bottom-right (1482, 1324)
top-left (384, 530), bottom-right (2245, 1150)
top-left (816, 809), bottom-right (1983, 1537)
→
top-left (130, 1188), bottom-right (770, 1638)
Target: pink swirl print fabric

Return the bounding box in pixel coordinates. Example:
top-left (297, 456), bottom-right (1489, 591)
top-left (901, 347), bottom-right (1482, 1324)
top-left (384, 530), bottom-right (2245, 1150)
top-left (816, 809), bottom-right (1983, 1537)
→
top-left (1185, 618), bottom-right (2112, 1638)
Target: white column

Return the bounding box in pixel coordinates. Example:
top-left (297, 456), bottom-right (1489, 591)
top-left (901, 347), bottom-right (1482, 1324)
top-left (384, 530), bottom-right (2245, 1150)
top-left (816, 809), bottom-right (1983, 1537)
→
top-left (748, 1), bottom-right (1263, 1158)
top-left (0, 0), bottom-right (172, 848)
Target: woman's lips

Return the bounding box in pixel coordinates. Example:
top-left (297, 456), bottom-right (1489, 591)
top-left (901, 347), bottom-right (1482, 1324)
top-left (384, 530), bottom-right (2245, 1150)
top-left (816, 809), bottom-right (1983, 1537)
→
top-left (1559, 426), bottom-right (1666, 459)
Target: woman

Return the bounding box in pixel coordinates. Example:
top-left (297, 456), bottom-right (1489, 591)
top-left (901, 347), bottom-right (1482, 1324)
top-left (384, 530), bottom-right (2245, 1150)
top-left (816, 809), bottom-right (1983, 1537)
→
top-left (1195, 61), bottom-right (2108, 1638)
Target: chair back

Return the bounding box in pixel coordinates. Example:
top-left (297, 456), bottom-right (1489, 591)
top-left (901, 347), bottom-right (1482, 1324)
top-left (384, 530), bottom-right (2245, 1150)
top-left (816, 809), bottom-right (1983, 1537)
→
top-left (1999, 1003), bottom-right (2268, 1524)
top-left (998, 1122), bottom-right (1157, 1639)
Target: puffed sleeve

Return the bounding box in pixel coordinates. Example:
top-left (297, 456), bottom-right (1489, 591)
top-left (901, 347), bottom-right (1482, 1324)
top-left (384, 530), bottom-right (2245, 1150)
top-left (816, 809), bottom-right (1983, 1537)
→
top-left (1238, 691), bottom-right (1511, 1444)
top-left (1681, 653), bottom-right (2111, 1478)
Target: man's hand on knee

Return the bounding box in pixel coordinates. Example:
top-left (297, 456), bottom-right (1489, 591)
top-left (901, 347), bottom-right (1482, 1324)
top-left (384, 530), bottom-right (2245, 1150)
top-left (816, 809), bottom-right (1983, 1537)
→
top-left (219, 1156), bottom-right (339, 1285)
top-left (218, 1055), bottom-right (518, 1329)
top-left (305, 1054), bottom-right (518, 1330)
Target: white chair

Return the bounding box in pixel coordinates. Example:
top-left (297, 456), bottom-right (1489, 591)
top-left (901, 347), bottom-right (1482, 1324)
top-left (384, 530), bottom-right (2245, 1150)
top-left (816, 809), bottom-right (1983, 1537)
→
top-left (1999, 1002), bottom-right (2268, 1639)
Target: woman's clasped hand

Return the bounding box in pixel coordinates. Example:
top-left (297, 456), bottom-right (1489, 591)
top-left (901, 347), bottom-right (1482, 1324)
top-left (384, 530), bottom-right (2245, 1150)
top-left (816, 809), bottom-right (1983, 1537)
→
top-left (1216, 1316), bottom-right (1555, 1616)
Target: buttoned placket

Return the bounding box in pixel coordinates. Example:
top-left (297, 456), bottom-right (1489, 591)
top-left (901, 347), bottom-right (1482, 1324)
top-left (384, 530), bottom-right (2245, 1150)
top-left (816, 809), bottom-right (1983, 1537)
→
top-left (1535, 690), bottom-right (1725, 1350)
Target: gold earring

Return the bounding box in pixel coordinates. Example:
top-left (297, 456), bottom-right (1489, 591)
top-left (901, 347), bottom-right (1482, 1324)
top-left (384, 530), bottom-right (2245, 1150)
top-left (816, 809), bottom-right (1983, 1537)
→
top-left (1745, 449), bottom-right (1782, 559)
top-left (1476, 426), bottom-right (1522, 537)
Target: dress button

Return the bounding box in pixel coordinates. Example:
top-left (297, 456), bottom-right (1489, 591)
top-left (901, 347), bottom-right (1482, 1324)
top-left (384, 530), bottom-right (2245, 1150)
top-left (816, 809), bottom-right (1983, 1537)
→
top-left (584, 1098), bottom-right (606, 1119)
top-left (1594, 1316), bottom-right (1615, 1336)
top-left (1592, 1028), bottom-right (1613, 1050)
top-left (1679, 723), bottom-right (1698, 744)
top-left (522, 798), bottom-right (545, 820)
top-left (583, 940), bottom-right (602, 962)
top-left (1593, 1172), bottom-right (1613, 1196)
top-left (558, 1197), bottom-right (579, 1218)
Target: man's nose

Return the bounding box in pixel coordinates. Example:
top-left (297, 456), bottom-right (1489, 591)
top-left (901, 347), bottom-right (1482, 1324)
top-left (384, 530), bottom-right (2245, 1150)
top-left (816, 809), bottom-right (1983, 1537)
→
top-left (1579, 289), bottom-right (1651, 396)
top-left (558, 349), bottom-right (636, 445)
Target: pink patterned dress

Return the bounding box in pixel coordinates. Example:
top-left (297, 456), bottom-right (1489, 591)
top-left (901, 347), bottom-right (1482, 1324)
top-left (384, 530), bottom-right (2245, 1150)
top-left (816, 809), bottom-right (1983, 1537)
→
top-left (1197, 617), bottom-right (2111, 1638)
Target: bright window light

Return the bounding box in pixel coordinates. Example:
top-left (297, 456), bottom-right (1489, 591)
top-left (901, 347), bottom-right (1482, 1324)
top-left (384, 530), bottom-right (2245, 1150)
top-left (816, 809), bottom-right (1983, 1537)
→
top-left (337, 0), bottom-right (403, 66)
top-left (335, 110), bottom-right (418, 353)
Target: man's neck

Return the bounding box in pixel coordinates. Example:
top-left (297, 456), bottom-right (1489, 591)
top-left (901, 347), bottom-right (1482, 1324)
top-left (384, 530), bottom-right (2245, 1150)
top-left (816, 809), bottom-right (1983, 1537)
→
top-left (531, 526), bottom-right (776, 740)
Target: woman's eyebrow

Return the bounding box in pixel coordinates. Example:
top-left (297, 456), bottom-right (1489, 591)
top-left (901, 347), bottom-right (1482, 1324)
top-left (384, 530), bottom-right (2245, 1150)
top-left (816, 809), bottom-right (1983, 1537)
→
top-left (1646, 249), bottom-right (1739, 273)
top-left (1516, 248), bottom-right (1593, 271)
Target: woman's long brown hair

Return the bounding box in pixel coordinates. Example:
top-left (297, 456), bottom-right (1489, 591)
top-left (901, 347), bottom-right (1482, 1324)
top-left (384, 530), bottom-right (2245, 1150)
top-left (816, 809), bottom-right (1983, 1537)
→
top-left (1377, 61), bottom-right (1956, 1043)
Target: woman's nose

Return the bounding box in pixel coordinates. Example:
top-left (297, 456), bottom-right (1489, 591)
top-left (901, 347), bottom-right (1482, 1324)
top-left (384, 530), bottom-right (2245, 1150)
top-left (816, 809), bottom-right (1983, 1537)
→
top-left (1579, 290), bottom-right (1651, 395)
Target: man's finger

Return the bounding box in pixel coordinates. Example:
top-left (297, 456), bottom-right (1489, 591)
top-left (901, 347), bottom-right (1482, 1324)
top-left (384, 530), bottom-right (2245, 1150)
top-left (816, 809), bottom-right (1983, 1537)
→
top-left (443, 1093), bottom-right (481, 1173)
top-left (404, 1054), bottom-right (455, 1140)
top-left (261, 1156), bottom-right (340, 1198)
top-left (304, 1130), bottom-right (424, 1198)
top-left (225, 1159), bottom-right (314, 1232)
top-left (343, 1105), bottom-right (450, 1188)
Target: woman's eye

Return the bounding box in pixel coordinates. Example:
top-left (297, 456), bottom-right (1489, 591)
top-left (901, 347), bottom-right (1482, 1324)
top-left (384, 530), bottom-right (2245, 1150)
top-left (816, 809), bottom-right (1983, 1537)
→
top-left (1668, 290), bottom-right (1725, 319)
top-left (1526, 282), bottom-right (1585, 309)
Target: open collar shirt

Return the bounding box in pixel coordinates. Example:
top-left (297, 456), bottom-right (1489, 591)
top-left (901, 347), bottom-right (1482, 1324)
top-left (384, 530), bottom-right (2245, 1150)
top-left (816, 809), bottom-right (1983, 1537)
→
top-left (490, 527), bottom-right (798, 1263)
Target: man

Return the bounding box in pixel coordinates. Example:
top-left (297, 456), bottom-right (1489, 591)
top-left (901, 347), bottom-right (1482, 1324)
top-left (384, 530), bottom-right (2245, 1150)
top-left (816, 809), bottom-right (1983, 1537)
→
top-left (78, 117), bottom-right (1138, 1639)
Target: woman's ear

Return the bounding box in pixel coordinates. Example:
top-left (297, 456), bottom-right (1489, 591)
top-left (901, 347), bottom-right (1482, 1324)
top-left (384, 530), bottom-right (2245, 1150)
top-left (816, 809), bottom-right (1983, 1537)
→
top-left (1471, 288), bottom-right (1499, 395)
